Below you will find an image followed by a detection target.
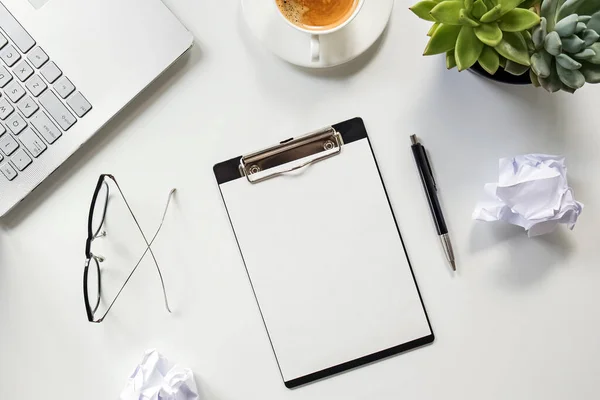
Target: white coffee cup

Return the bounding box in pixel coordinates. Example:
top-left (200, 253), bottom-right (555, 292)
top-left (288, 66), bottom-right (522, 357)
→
top-left (275, 0), bottom-right (365, 63)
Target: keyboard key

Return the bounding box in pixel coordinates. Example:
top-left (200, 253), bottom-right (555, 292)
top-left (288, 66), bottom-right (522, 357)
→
top-left (0, 33), bottom-right (7, 50)
top-left (0, 162), bottom-right (16, 180)
top-left (0, 65), bottom-right (12, 87)
top-left (19, 127), bottom-right (46, 157)
top-left (0, 123), bottom-right (5, 136)
top-left (0, 133), bottom-right (18, 155)
top-left (0, 97), bottom-right (14, 119)
top-left (0, 3), bottom-right (35, 53)
top-left (17, 95), bottom-right (38, 118)
top-left (39, 90), bottom-right (75, 130)
top-left (67, 92), bottom-right (92, 117)
top-left (40, 61), bottom-right (61, 83)
top-left (25, 74), bottom-right (46, 97)
top-left (11, 149), bottom-right (31, 171)
top-left (54, 76), bottom-right (75, 99)
top-left (4, 80), bottom-right (25, 102)
top-left (6, 112), bottom-right (26, 135)
top-left (0, 44), bottom-right (20, 67)
top-left (31, 111), bottom-right (61, 144)
top-left (27, 47), bottom-right (48, 68)
top-left (13, 59), bottom-right (33, 82)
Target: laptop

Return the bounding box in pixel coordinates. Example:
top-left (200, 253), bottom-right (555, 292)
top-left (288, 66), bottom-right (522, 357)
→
top-left (0, 0), bottom-right (193, 216)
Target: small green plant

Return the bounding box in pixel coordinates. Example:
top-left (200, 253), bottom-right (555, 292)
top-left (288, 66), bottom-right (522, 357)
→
top-left (530, 0), bottom-right (600, 93)
top-left (410, 0), bottom-right (541, 75)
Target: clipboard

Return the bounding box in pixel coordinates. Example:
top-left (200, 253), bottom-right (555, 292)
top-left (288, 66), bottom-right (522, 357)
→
top-left (214, 118), bottom-right (434, 388)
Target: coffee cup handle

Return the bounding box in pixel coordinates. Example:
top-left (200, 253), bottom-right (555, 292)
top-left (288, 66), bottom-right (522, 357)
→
top-left (310, 34), bottom-right (320, 62)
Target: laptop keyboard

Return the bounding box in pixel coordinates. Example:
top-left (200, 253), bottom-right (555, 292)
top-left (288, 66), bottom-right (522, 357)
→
top-left (0, 3), bottom-right (92, 181)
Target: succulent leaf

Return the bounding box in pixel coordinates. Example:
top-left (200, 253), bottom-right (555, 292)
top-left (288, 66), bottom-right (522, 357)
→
top-left (498, 9), bottom-right (541, 32)
top-left (456, 26), bottom-right (485, 70)
top-left (472, 0), bottom-right (488, 18)
top-left (578, 15), bottom-right (592, 23)
top-left (561, 34), bottom-right (586, 53)
top-left (557, 0), bottom-right (587, 21)
top-left (580, 42), bottom-right (600, 63)
top-left (523, 30), bottom-right (535, 52)
top-left (587, 11), bottom-right (600, 33)
top-left (582, 28), bottom-right (600, 45)
top-left (478, 45), bottom-right (501, 73)
top-left (573, 47), bottom-right (596, 59)
top-left (447, 50), bottom-right (458, 69)
top-left (530, 68), bottom-right (541, 86)
top-left (577, 0), bottom-right (600, 15)
top-left (459, 9), bottom-right (481, 26)
top-left (424, 23), bottom-right (462, 55)
top-left (589, 42), bottom-right (600, 63)
top-left (541, 0), bottom-right (561, 31)
top-left (556, 53), bottom-right (583, 69)
top-left (497, 0), bottom-right (527, 16)
top-left (555, 14), bottom-right (580, 37)
top-left (428, 22), bottom-right (441, 36)
top-left (544, 31), bottom-right (563, 55)
top-left (496, 31), bottom-right (531, 65)
top-left (531, 51), bottom-right (553, 77)
top-left (465, 0), bottom-right (475, 11)
top-left (483, 0), bottom-right (495, 9)
top-left (474, 22), bottom-right (504, 45)
top-left (539, 60), bottom-right (563, 92)
top-left (556, 62), bottom-right (586, 88)
top-left (499, 56), bottom-right (507, 68)
top-left (481, 4), bottom-right (503, 22)
top-left (532, 17), bottom-right (548, 49)
top-left (504, 60), bottom-right (531, 75)
top-left (580, 61), bottom-right (600, 82)
top-left (575, 22), bottom-right (587, 33)
top-left (410, 1), bottom-right (438, 21)
top-left (431, 1), bottom-right (463, 25)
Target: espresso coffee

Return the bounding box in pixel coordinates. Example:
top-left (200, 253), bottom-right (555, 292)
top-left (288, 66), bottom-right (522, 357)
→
top-left (276, 0), bottom-right (360, 31)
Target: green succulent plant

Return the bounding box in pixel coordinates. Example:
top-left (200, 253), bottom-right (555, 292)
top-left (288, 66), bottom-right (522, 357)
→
top-left (410, 0), bottom-right (541, 75)
top-left (530, 0), bottom-right (600, 93)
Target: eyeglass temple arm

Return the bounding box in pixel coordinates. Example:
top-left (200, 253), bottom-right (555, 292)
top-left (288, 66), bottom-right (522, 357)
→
top-left (139, 188), bottom-right (177, 312)
top-left (95, 184), bottom-right (176, 322)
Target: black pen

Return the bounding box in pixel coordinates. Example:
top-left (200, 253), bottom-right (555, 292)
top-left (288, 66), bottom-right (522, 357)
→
top-left (410, 135), bottom-right (456, 271)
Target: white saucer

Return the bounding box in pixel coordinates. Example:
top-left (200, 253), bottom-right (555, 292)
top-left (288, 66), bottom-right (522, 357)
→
top-left (242, 0), bottom-right (394, 68)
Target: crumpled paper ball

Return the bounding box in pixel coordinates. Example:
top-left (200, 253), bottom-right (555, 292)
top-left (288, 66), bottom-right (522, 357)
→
top-left (473, 154), bottom-right (583, 237)
top-left (119, 349), bottom-right (199, 400)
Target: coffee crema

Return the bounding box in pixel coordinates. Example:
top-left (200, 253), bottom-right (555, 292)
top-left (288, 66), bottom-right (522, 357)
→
top-left (276, 0), bottom-right (359, 31)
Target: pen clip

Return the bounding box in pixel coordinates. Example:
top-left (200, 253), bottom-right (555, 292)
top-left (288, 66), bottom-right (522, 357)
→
top-left (422, 146), bottom-right (437, 191)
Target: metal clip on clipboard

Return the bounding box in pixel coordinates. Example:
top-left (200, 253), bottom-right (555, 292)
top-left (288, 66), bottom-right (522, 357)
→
top-left (239, 127), bottom-right (344, 183)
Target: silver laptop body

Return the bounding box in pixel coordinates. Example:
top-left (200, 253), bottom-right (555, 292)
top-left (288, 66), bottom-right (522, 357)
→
top-left (0, 0), bottom-right (193, 216)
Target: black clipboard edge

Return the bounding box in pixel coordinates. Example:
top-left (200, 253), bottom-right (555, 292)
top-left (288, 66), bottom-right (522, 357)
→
top-left (285, 334), bottom-right (435, 388)
top-left (214, 117), bottom-right (435, 389)
top-left (213, 117), bottom-right (367, 185)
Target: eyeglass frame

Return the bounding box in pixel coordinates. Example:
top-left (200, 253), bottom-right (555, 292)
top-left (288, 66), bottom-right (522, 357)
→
top-left (83, 174), bottom-right (174, 323)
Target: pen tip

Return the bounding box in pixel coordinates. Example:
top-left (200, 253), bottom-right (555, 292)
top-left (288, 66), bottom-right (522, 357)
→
top-left (451, 260), bottom-right (456, 271)
top-left (410, 135), bottom-right (418, 145)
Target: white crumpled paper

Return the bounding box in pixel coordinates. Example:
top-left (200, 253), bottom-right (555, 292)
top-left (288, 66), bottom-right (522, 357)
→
top-left (120, 349), bottom-right (199, 400)
top-left (473, 154), bottom-right (583, 237)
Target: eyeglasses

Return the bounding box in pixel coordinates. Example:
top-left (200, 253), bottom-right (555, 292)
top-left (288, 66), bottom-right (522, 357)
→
top-left (83, 174), bottom-right (175, 323)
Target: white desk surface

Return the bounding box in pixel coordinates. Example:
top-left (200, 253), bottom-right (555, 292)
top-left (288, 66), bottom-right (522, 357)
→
top-left (1, 1), bottom-right (599, 399)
